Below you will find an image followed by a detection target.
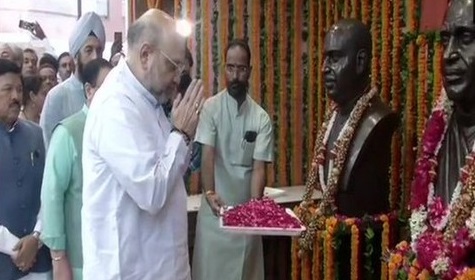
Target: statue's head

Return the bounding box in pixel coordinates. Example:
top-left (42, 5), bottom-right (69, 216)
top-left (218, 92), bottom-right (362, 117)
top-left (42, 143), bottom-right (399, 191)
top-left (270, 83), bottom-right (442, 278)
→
top-left (322, 19), bottom-right (371, 106)
top-left (442, 0), bottom-right (475, 105)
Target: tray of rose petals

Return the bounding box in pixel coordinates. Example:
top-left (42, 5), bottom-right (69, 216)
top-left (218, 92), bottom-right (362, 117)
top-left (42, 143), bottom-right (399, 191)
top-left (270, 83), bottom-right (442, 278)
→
top-left (219, 198), bottom-right (306, 236)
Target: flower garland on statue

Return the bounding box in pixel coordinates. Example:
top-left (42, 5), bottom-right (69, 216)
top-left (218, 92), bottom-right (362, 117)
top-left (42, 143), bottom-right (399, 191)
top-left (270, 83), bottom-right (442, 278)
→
top-left (298, 86), bottom-right (377, 251)
top-left (393, 89), bottom-right (475, 279)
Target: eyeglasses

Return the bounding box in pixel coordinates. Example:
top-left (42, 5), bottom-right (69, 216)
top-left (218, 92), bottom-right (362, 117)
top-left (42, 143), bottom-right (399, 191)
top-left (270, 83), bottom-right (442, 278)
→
top-left (225, 64), bottom-right (249, 74)
top-left (160, 50), bottom-right (185, 75)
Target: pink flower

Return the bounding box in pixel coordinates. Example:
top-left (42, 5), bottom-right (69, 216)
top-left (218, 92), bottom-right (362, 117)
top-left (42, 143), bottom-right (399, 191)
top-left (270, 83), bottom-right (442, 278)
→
top-left (410, 159), bottom-right (432, 209)
top-left (421, 110), bottom-right (446, 155)
top-left (449, 227), bottom-right (475, 265)
top-left (428, 197), bottom-right (448, 227)
top-left (415, 231), bottom-right (447, 271)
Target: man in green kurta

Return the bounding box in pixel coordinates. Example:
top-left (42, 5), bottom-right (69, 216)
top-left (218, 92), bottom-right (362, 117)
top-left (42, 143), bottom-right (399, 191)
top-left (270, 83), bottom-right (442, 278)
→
top-left (192, 39), bottom-right (274, 280)
top-left (40, 58), bottom-right (112, 279)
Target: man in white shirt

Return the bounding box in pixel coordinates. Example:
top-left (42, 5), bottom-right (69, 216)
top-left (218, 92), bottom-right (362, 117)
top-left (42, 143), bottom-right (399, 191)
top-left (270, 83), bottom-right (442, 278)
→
top-left (81, 9), bottom-right (204, 280)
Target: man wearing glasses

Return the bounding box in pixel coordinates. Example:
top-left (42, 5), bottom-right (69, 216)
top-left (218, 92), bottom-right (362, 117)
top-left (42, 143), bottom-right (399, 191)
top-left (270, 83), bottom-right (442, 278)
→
top-left (81, 9), bottom-right (204, 280)
top-left (192, 39), bottom-right (274, 280)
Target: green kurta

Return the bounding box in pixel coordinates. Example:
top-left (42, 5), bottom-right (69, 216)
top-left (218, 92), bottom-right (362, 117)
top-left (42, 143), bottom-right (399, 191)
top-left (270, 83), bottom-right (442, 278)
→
top-left (40, 106), bottom-right (87, 280)
top-left (192, 90), bottom-right (274, 280)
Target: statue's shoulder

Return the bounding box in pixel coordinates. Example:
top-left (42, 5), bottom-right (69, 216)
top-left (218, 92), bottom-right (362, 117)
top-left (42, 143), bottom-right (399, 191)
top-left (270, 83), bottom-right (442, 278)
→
top-left (362, 96), bottom-right (399, 131)
top-left (339, 96), bottom-right (399, 194)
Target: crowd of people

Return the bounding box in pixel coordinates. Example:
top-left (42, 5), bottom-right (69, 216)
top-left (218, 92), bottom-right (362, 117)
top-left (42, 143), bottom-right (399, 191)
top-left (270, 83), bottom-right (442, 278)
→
top-left (0, 7), bottom-right (273, 280)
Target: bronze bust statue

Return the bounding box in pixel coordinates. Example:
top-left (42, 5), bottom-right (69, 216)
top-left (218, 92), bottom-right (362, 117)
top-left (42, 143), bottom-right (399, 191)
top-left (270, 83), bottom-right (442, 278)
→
top-left (321, 19), bottom-right (398, 217)
top-left (435, 0), bottom-right (475, 203)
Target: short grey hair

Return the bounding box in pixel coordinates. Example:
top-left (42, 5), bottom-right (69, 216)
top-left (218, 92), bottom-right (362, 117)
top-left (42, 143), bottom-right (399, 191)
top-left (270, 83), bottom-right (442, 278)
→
top-left (127, 21), bottom-right (161, 50)
top-left (0, 43), bottom-right (23, 69)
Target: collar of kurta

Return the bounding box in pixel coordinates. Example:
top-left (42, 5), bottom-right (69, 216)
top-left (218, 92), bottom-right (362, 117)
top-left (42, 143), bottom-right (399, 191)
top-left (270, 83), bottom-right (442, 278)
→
top-left (69, 74), bottom-right (84, 90)
top-left (82, 104), bottom-right (89, 115)
top-left (224, 90), bottom-right (249, 117)
top-left (118, 59), bottom-right (160, 108)
top-left (0, 119), bottom-right (19, 134)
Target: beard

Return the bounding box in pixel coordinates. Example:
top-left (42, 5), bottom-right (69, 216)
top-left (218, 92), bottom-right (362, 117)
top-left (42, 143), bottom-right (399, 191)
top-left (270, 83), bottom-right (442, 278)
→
top-left (228, 80), bottom-right (248, 98)
top-left (77, 54), bottom-right (86, 82)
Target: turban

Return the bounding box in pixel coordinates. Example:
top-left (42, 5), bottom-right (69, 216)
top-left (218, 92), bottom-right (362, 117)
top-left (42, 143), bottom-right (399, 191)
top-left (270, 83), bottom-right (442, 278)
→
top-left (69, 12), bottom-right (106, 57)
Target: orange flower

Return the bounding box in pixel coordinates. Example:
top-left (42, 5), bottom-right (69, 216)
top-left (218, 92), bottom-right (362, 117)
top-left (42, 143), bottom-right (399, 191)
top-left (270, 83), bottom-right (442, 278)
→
top-left (351, 225), bottom-right (359, 280)
top-left (412, 259), bottom-right (420, 269)
top-left (392, 253), bottom-right (403, 265)
top-left (409, 266), bottom-right (419, 275)
top-left (327, 216), bottom-right (338, 227)
top-left (345, 218), bottom-right (356, 225)
top-left (454, 268), bottom-right (475, 280)
top-left (418, 269), bottom-right (431, 279)
top-left (396, 240), bottom-right (409, 250)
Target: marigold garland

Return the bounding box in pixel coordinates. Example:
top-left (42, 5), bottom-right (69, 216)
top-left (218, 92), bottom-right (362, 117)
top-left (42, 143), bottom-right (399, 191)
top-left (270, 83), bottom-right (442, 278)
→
top-left (381, 215), bottom-right (390, 280)
top-left (313, 231), bottom-right (322, 280)
top-left (344, 0), bottom-right (351, 18)
top-left (389, 0), bottom-right (402, 211)
top-left (264, 0), bottom-right (275, 185)
top-left (333, 0), bottom-right (339, 24)
top-left (277, 0), bottom-right (289, 185)
top-left (291, 0), bottom-right (304, 185)
top-left (291, 235), bottom-right (301, 280)
top-left (307, 0), bottom-right (318, 162)
top-left (401, 0), bottom-right (418, 214)
top-left (324, 217), bottom-right (336, 280)
top-left (317, 0), bottom-right (325, 126)
top-left (234, 0), bottom-right (245, 38)
top-left (325, 0), bottom-right (333, 29)
top-left (350, 0), bottom-right (359, 19)
top-left (371, 0), bottom-right (381, 87)
top-left (433, 40), bottom-right (443, 102)
top-left (351, 223), bottom-right (359, 280)
top-left (416, 35), bottom-right (429, 141)
top-left (218, 0), bottom-right (229, 90)
top-left (199, 0), bottom-right (211, 97)
top-left (380, 0), bottom-right (391, 102)
top-left (302, 249), bottom-right (312, 280)
top-left (361, 0), bottom-right (370, 25)
top-left (250, 0), bottom-right (260, 103)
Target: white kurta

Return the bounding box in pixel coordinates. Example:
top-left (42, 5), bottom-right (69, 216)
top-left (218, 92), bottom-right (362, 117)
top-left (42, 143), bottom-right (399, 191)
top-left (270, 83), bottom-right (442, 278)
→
top-left (192, 90), bottom-right (274, 280)
top-left (81, 59), bottom-right (191, 280)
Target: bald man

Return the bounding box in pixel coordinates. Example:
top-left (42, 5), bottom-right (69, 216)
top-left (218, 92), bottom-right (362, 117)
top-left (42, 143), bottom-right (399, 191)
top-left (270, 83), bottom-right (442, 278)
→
top-left (81, 9), bottom-right (205, 280)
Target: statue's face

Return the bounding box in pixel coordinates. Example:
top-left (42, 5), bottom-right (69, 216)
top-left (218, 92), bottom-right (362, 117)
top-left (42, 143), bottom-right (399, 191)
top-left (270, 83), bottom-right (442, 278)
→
top-left (322, 27), bottom-right (358, 104)
top-left (441, 0), bottom-right (475, 104)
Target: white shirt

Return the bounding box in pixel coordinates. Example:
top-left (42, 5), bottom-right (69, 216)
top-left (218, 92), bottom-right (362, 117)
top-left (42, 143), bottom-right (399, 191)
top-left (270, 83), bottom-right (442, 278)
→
top-left (81, 60), bottom-right (191, 280)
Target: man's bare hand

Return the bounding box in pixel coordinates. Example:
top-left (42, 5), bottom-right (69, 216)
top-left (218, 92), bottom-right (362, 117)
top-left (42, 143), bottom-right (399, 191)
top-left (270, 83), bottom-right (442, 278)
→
top-left (12, 235), bottom-right (39, 272)
top-left (171, 79), bottom-right (205, 139)
top-left (52, 253), bottom-right (73, 280)
top-left (205, 192), bottom-right (225, 216)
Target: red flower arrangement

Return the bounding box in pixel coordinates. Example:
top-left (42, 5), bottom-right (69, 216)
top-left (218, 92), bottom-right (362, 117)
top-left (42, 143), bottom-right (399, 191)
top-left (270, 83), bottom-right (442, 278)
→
top-left (389, 90), bottom-right (475, 279)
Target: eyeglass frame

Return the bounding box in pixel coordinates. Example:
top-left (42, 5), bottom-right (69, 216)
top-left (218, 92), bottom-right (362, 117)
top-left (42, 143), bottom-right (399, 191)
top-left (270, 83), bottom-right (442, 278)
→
top-left (159, 49), bottom-right (186, 75)
top-left (224, 63), bottom-right (250, 75)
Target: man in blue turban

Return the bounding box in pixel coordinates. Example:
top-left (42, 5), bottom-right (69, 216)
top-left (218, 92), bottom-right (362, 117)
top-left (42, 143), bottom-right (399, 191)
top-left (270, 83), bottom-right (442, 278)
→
top-left (40, 12), bottom-right (105, 148)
